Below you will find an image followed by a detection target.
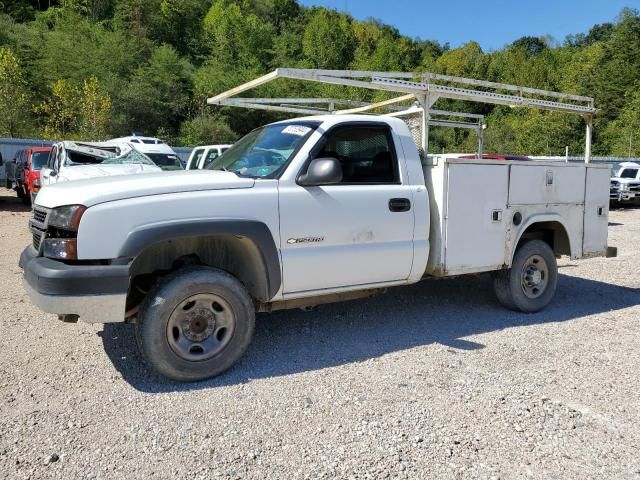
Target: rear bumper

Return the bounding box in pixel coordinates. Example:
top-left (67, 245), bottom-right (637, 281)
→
top-left (19, 246), bottom-right (129, 323)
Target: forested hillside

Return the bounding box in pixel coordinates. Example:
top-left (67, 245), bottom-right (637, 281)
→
top-left (0, 0), bottom-right (638, 156)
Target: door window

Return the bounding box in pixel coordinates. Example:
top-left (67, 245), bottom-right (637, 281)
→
top-left (189, 148), bottom-right (204, 169)
top-left (47, 147), bottom-right (57, 169)
top-left (313, 125), bottom-right (399, 184)
top-left (202, 150), bottom-right (220, 169)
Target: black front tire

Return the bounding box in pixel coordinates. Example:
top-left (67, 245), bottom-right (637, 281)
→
top-left (493, 239), bottom-right (558, 313)
top-left (135, 266), bottom-right (255, 382)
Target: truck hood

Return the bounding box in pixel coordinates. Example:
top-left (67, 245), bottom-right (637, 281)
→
top-left (35, 170), bottom-right (255, 208)
top-left (611, 177), bottom-right (640, 185)
top-left (56, 163), bottom-right (161, 182)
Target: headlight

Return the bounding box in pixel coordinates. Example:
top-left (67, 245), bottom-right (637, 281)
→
top-left (33, 178), bottom-right (40, 187)
top-left (43, 238), bottom-right (77, 260)
top-left (48, 205), bottom-right (87, 231)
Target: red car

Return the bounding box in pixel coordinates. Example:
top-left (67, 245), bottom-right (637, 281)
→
top-left (8, 147), bottom-right (52, 204)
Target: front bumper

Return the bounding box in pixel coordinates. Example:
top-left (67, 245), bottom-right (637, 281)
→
top-left (610, 191), bottom-right (636, 202)
top-left (19, 246), bottom-right (130, 323)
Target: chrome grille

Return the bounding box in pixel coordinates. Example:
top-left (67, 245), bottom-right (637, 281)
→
top-left (32, 207), bottom-right (48, 224)
top-left (30, 206), bottom-right (49, 252)
top-left (32, 230), bottom-right (43, 250)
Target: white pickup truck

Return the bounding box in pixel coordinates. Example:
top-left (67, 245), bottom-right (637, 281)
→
top-left (610, 162), bottom-right (640, 204)
top-left (19, 69), bottom-right (616, 381)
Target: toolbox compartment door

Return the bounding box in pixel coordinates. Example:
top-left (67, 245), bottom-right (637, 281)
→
top-left (583, 167), bottom-right (610, 256)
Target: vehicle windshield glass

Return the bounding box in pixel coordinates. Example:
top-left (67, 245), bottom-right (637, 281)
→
top-left (102, 150), bottom-right (155, 165)
top-left (619, 169), bottom-right (638, 179)
top-left (145, 153), bottom-right (184, 170)
top-left (208, 122), bottom-right (319, 178)
top-left (31, 152), bottom-right (49, 170)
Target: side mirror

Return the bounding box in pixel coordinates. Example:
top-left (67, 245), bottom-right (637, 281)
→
top-left (298, 157), bottom-right (342, 186)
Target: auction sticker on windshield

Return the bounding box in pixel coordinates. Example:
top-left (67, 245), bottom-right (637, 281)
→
top-left (282, 125), bottom-right (312, 136)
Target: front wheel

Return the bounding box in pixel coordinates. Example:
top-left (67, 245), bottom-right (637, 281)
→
top-left (135, 266), bottom-right (255, 381)
top-left (493, 240), bottom-right (558, 313)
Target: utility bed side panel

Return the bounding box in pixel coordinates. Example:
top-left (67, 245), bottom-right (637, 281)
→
top-left (444, 163), bottom-right (509, 274)
top-left (508, 165), bottom-right (586, 205)
top-left (583, 166), bottom-right (610, 256)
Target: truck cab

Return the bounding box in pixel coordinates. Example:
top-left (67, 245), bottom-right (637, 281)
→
top-left (186, 144), bottom-right (232, 170)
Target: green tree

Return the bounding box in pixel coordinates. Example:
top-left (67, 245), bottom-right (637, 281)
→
top-left (79, 76), bottom-right (112, 140)
top-left (302, 9), bottom-right (355, 69)
top-left (602, 90), bottom-right (640, 157)
top-left (37, 79), bottom-right (81, 139)
top-left (203, 0), bottom-right (274, 70)
top-left (436, 42), bottom-right (488, 78)
top-left (0, 47), bottom-right (31, 137)
top-left (119, 44), bottom-right (193, 136)
top-left (179, 112), bottom-right (237, 146)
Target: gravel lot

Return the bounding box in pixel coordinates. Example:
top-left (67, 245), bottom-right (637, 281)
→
top-left (1, 186), bottom-right (639, 479)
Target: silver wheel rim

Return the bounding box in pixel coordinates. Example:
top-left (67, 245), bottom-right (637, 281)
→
top-left (520, 254), bottom-right (549, 299)
top-left (166, 293), bottom-right (235, 361)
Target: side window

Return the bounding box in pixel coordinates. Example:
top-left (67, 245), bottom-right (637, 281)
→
top-left (47, 148), bottom-right (55, 169)
top-left (56, 146), bottom-right (64, 170)
top-left (189, 148), bottom-right (204, 169)
top-left (202, 150), bottom-right (220, 169)
top-left (314, 125), bottom-right (399, 184)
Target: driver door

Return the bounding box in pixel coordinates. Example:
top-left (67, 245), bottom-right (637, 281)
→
top-left (278, 123), bottom-right (415, 294)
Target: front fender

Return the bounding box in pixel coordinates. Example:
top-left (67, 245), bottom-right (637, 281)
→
top-left (119, 219), bottom-right (282, 300)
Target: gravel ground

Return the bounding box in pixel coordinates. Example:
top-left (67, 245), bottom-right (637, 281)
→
top-left (0, 186), bottom-right (639, 480)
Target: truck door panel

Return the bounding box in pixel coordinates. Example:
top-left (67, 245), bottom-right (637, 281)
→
top-left (445, 163), bottom-right (508, 273)
top-left (583, 167), bottom-right (610, 256)
top-left (278, 124), bottom-right (415, 294)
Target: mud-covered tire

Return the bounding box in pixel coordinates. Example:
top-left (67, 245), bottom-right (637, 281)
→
top-left (135, 266), bottom-right (255, 382)
top-left (493, 240), bottom-right (558, 313)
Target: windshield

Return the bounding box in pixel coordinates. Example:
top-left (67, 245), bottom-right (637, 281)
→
top-left (102, 150), bottom-right (156, 165)
top-left (146, 153), bottom-right (184, 171)
top-left (208, 122), bottom-right (319, 178)
top-left (31, 151), bottom-right (49, 170)
top-left (619, 168), bottom-right (638, 179)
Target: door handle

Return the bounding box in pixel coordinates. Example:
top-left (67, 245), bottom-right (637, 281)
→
top-left (389, 198), bottom-right (411, 212)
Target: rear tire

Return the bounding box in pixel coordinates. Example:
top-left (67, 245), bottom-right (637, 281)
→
top-left (493, 240), bottom-right (558, 313)
top-left (21, 188), bottom-right (31, 205)
top-left (135, 266), bottom-right (255, 381)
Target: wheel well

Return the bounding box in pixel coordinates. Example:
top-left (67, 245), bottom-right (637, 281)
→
top-left (516, 221), bottom-right (571, 258)
top-left (127, 235), bottom-right (273, 310)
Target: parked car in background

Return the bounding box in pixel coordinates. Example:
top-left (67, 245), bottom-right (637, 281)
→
top-left (610, 162), bottom-right (640, 205)
top-left (185, 144), bottom-right (232, 170)
top-left (4, 147), bottom-right (52, 204)
top-left (109, 136), bottom-right (183, 171)
top-left (40, 141), bottom-right (162, 187)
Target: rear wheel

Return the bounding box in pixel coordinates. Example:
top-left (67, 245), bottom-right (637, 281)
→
top-left (21, 187), bottom-right (31, 205)
top-left (135, 266), bottom-right (255, 381)
top-left (493, 240), bottom-right (558, 313)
